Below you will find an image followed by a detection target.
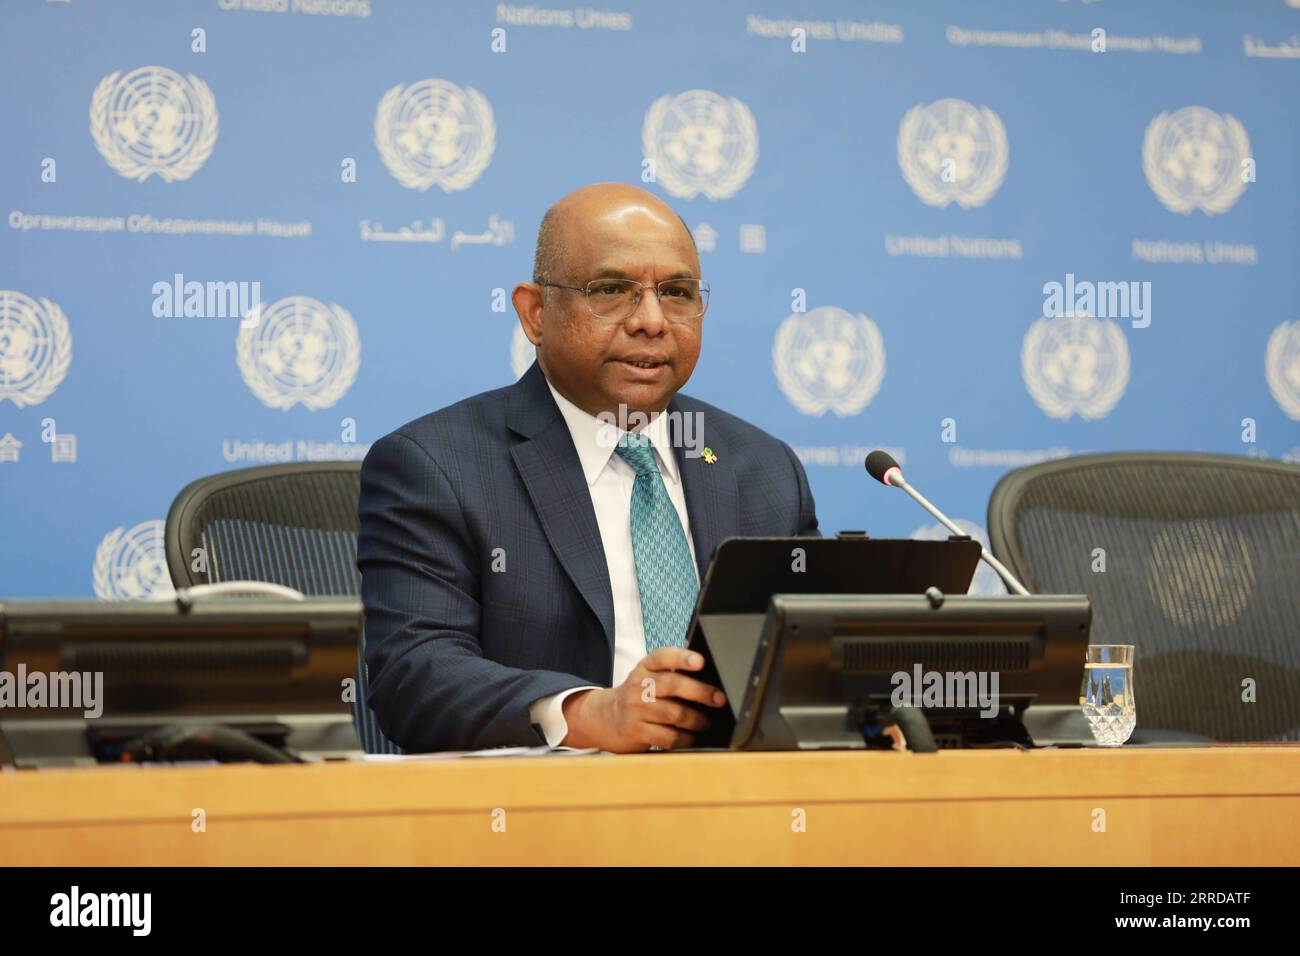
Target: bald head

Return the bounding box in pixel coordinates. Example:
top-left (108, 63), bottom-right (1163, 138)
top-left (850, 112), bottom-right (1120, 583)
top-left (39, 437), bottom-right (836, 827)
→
top-left (532, 182), bottom-right (697, 286)
top-left (513, 181), bottom-right (706, 418)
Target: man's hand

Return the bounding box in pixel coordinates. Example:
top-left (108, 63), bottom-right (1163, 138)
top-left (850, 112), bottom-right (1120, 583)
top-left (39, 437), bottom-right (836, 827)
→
top-left (559, 648), bottom-right (727, 752)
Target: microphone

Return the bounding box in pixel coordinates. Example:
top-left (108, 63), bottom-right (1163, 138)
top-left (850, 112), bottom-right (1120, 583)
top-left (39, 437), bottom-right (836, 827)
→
top-left (864, 451), bottom-right (1031, 596)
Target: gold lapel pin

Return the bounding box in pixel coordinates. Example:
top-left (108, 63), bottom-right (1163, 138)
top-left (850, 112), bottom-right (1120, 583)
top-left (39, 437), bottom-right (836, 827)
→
top-left (702, 447), bottom-right (718, 465)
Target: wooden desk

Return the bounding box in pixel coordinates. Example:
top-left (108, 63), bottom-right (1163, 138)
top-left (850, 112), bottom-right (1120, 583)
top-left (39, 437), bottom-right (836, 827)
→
top-left (2, 746), bottom-right (1297, 866)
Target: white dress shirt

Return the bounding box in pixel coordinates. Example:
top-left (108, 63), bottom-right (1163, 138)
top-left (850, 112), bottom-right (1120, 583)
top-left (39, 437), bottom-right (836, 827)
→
top-left (526, 377), bottom-right (699, 747)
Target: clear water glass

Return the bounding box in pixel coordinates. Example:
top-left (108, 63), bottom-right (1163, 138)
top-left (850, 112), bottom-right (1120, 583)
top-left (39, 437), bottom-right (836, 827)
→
top-left (1080, 644), bottom-right (1136, 746)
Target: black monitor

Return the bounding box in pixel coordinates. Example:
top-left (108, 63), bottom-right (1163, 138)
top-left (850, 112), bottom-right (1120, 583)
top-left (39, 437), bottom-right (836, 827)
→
top-left (0, 597), bottom-right (362, 767)
top-left (685, 538), bottom-right (1092, 750)
top-left (732, 593), bottom-right (1090, 750)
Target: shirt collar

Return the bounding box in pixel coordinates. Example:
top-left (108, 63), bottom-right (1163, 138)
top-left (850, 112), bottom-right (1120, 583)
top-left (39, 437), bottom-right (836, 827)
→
top-left (545, 376), bottom-right (681, 487)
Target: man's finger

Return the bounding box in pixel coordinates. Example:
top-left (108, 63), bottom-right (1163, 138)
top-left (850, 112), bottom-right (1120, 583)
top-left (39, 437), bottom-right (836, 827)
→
top-left (642, 724), bottom-right (694, 751)
top-left (643, 700), bottom-right (710, 733)
top-left (648, 671), bottom-right (726, 708)
top-left (641, 647), bottom-right (704, 673)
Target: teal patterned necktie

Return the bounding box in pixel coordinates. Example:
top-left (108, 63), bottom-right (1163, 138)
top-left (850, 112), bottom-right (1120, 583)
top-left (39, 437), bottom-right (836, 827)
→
top-left (614, 433), bottom-right (699, 652)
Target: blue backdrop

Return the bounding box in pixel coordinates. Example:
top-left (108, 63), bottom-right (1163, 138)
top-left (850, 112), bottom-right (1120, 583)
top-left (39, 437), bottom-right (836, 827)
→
top-left (2, 0), bottom-right (1297, 598)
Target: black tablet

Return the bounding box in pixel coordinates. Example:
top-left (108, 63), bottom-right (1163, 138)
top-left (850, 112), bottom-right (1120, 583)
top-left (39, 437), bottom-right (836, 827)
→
top-left (684, 536), bottom-right (982, 748)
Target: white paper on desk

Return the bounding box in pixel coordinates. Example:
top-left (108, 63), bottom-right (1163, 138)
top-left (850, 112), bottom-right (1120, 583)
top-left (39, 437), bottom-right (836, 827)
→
top-left (357, 746), bottom-right (602, 762)
top-left (463, 746), bottom-right (602, 758)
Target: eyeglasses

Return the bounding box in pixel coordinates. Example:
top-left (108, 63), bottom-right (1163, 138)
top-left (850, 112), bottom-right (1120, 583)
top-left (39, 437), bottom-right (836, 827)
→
top-left (538, 277), bottom-right (710, 323)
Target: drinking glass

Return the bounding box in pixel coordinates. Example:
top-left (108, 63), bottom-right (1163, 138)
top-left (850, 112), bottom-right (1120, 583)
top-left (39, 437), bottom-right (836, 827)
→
top-left (1080, 644), bottom-right (1136, 746)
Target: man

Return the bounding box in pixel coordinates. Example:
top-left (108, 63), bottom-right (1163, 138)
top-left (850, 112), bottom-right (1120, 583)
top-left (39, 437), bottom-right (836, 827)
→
top-left (358, 182), bottom-right (819, 753)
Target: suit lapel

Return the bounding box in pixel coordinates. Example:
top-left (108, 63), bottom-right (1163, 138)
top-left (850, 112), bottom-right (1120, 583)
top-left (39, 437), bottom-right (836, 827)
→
top-left (670, 399), bottom-right (740, 576)
top-left (507, 363), bottom-right (615, 658)
top-left (504, 366), bottom-right (738, 659)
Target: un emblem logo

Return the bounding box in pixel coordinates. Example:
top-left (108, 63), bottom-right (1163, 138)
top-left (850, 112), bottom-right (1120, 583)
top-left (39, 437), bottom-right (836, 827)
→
top-left (510, 324), bottom-right (534, 380)
top-left (898, 98), bottom-right (1009, 209)
top-left (374, 79), bottom-right (496, 192)
top-left (89, 67), bottom-right (218, 182)
top-left (1022, 315), bottom-right (1129, 421)
top-left (1142, 107), bottom-right (1250, 215)
top-left (93, 520), bottom-right (175, 601)
top-left (643, 90), bottom-right (758, 200)
top-left (236, 296), bottom-right (360, 411)
top-left (1148, 522), bottom-right (1254, 630)
top-left (773, 307), bottom-right (885, 417)
top-left (1266, 320), bottom-right (1300, 420)
top-left (0, 290), bottom-right (72, 408)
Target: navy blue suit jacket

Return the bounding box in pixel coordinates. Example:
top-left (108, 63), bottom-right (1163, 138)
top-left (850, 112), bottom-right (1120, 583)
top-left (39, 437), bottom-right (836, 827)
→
top-left (357, 361), bottom-right (820, 752)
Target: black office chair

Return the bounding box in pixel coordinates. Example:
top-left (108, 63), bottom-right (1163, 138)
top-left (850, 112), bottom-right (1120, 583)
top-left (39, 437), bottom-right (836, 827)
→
top-left (164, 462), bottom-right (401, 754)
top-left (988, 452), bottom-right (1300, 742)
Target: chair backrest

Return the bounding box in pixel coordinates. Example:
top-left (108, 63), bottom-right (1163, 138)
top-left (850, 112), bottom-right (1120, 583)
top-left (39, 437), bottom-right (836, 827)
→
top-left (988, 452), bottom-right (1300, 742)
top-left (165, 462), bottom-right (401, 754)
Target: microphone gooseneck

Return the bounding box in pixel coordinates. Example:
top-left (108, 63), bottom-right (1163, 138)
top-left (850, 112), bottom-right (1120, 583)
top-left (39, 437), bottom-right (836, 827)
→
top-left (863, 452), bottom-right (1031, 596)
